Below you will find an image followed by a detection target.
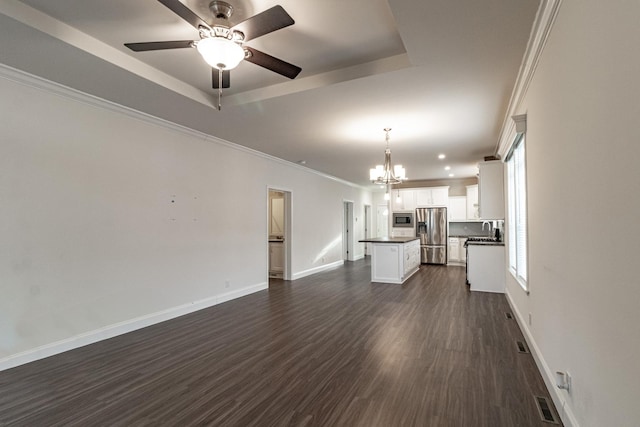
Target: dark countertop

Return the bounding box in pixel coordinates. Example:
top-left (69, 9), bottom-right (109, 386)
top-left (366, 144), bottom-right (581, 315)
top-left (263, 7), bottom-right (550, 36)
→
top-left (359, 237), bottom-right (419, 244)
top-left (465, 241), bottom-right (505, 246)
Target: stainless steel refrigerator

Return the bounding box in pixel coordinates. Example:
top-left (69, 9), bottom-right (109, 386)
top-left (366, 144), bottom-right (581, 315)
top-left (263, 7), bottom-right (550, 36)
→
top-left (416, 207), bottom-right (447, 264)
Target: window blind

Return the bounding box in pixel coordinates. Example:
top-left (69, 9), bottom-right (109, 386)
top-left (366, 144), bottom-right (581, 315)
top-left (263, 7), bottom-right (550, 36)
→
top-left (506, 135), bottom-right (528, 289)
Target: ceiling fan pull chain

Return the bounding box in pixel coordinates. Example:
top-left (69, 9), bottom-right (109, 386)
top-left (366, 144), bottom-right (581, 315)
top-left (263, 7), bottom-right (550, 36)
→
top-left (218, 68), bottom-right (223, 111)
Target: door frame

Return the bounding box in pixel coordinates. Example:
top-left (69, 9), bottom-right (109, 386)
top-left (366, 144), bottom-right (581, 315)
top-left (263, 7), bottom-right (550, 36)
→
top-left (267, 187), bottom-right (292, 281)
top-left (364, 204), bottom-right (372, 256)
top-left (343, 200), bottom-right (354, 261)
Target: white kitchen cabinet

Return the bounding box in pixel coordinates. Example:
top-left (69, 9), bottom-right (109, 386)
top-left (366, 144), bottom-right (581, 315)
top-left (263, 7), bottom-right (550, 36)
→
top-left (466, 185), bottom-right (479, 220)
top-left (392, 189), bottom-right (416, 212)
top-left (448, 237), bottom-right (468, 264)
top-left (467, 244), bottom-right (505, 293)
top-left (478, 161), bottom-right (505, 219)
top-left (416, 187), bottom-right (449, 207)
top-left (391, 227), bottom-right (415, 238)
top-left (448, 237), bottom-right (460, 262)
top-left (448, 196), bottom-right (467, 220)
top-left (404, 239), bottom-right (421, 276)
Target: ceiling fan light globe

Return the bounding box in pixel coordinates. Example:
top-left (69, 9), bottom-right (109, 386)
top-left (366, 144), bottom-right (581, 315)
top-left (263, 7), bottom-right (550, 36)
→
top-left (197, 37), bottom-right (244, 70)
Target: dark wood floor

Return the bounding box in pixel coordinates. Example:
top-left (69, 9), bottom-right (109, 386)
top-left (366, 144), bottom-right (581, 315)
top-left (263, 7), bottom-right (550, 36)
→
top-left (0, 260), bottom-right (560, 426)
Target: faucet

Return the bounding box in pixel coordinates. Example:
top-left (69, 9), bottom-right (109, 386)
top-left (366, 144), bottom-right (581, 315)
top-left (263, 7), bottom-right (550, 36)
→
top-left (482, 221), bottom-right (492, 236)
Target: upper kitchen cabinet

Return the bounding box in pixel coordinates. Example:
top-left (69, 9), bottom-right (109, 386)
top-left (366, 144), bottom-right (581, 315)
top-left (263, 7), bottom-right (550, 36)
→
top-left (478, 161), bottom-right (505, 219)
top-left (416, 187), bottom-right (449, 207)
top-left (448, 196), bottom-right (467, 221)
top-left (466, 185), bottom-right (479, 220)
top-left (392, 189), bottom-right (416, 212)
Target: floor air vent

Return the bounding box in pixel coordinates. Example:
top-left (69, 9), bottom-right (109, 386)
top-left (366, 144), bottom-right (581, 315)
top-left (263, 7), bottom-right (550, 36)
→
top-left (505, 312), bottom-right (513, 319)
top-left (516, 340), bottom-right (530, 354)
top-left (534, 395), bottom-right (560, 424)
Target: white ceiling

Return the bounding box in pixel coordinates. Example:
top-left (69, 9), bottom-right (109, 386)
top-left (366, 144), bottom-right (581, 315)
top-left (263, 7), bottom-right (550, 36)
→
top-left (0, 0), bottom-right (540, 188)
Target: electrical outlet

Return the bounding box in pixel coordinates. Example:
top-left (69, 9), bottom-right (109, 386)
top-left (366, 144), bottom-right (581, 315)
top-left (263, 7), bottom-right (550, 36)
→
top-left (555, 371), bottom-right (572, 392)
top-left (528, 312), bottom-right (532, 326)
top-left (224, 280), bottom-right (230, 289)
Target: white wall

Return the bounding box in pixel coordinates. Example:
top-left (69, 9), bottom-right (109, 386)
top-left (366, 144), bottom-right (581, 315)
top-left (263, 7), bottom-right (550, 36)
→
top-left (503, 1), bottom-right (640, 426)
top-left (0, 69), bottom-right (371, 368)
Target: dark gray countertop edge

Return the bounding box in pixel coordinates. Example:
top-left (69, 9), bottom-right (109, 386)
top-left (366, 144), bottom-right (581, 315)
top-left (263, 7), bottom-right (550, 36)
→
top-left (450, 235), bottom-right (498, 238)
top-left (465, 241), bottom-right (505, 246)
top-left (359, 237), bottom-right (420, 244)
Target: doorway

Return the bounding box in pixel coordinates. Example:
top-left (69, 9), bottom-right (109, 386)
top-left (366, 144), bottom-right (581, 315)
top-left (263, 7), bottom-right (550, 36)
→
top-left (268, 188), bottom-right (292, 282)
top-left (343, 201), bottom-right (354, 261)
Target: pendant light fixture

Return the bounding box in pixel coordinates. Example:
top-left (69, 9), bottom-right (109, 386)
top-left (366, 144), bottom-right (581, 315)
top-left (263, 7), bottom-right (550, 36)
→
top-left (196, 37), bottom-right (245, 71)
top-left (369, 128), bottom-right (407, 185)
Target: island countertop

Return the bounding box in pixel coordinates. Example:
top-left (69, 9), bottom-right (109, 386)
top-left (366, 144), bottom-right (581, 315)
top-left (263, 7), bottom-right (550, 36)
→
top-left (359, 237), bottom-right (419, 244)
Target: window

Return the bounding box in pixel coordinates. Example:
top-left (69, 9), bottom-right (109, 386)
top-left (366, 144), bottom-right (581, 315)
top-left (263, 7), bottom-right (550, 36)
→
top-left (507, 135), bottom-right (528, 290)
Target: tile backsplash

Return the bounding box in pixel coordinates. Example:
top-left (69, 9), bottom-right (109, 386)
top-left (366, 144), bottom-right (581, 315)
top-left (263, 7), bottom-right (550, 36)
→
top-left (449, 221), bottom-right (503, 237)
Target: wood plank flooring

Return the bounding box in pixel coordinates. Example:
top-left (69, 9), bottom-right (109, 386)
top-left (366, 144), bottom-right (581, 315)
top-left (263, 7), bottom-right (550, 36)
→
top-left (0, 260), bottom-right (561, 426)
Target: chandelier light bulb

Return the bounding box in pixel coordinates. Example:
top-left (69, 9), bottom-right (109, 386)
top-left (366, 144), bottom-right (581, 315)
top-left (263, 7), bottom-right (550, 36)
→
top-left (368, 128), bottom-right (407, 185)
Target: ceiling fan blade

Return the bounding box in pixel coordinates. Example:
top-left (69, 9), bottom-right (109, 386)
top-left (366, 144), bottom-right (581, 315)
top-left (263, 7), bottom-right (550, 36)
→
top-left (157, 0), bottom-right (211, 30)
top-left (231, 5), bottom-right (294, 42)
top-left (212, 69), bottom-right (231, 89)
top-left (244, 47), bottom-right (301, 79)
top-left (124, 40), bottom-right (194, 52)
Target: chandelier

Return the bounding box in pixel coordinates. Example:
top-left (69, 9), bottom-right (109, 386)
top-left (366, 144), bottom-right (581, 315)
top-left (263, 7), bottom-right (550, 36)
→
top-left (369, 128), bottom-right (407, 185)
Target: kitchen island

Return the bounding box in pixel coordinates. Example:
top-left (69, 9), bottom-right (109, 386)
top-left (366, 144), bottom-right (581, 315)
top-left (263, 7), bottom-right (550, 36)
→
top-left (359, 237), bottom-right (420, 284)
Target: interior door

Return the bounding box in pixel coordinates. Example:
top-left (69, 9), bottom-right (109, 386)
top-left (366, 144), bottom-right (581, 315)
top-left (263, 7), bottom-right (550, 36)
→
top-left (377, 204), bottom-right (388, 237)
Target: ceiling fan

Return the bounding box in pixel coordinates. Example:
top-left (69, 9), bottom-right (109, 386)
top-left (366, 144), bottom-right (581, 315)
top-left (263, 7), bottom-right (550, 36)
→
top-left (124, 0), bottom-right (302, 109)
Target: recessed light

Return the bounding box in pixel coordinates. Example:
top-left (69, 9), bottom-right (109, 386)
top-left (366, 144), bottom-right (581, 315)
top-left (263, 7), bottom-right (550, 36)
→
top-left (448, 173), bottom-right (455, 177)
top-left (444, 166), bottom-right (451, 171)
top-left (438, 154), bottom-right (446, 159)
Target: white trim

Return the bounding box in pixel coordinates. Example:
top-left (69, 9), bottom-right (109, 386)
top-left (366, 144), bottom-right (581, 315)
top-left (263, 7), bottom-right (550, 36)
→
top-left (509, 267), bottom-right (530, 295)
top-left (505, 290), bottom-right (579, 427)
top-left (496, 0), bottom-right (563, 158)
top-left (0, 0), bottom-right (214, 108)
top-left (0, 282), bottom-right (267, 372)
top-left (292, 260), bottom-right (344, 280)
top-left (0, 63), bottom-right (367, 190)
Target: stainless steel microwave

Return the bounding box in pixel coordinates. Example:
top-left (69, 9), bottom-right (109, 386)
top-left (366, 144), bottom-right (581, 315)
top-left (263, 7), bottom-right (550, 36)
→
top-left (392, 212), bottom-right (414, 228)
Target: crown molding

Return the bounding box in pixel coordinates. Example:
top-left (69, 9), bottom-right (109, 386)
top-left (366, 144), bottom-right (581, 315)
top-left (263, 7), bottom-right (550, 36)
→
top-left (496, 0), bottom-right (563, 158)
top-left (0, 63), bottom-right (367, 190)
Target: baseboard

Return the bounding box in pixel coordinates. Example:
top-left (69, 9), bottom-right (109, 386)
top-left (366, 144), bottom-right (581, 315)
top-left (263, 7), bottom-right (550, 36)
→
top-left (292, 260), bottom-right (344, 280)
top-left (0, 281), bottom-right (267, 372)
top-left (505, 290), bottom-right (579, 427)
